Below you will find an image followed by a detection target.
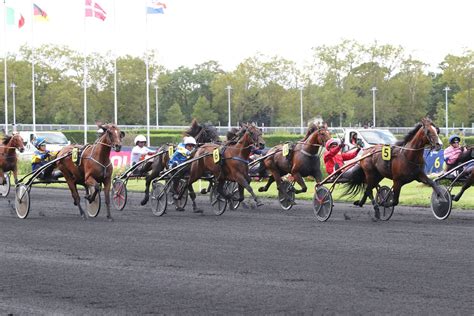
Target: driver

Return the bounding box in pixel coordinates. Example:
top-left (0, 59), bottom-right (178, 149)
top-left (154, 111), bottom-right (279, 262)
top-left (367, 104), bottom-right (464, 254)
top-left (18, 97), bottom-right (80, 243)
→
top-left (443, 135), bottom-right (462, 166)
top-left (31, 137), bottom-right (61, 180)
top-left (324, 138), bottom-right (361, 175)
top-left (131, 135), bottom-right (155, 166)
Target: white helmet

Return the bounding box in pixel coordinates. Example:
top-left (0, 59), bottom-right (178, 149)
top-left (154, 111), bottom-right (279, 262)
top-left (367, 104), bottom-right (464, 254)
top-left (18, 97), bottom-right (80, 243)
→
top-left (183, 136), bottom-right (197, 146)
top-left (134, 135), bottom-right (147, 145)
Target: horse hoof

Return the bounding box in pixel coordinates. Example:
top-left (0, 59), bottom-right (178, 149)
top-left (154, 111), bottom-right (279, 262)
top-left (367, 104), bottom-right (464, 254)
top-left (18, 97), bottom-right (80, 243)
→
top-left (193, 208), bottom-right (203, 214)
top-left (256, 201), bottom-right (264, 207)
top-left (343, 213), bottom-right (351, 220)
top-left (140, 199), bottom-right (148, 206)
top-left (175, 207), bottom-right (185, 212)
top-left (353, 200), bottom-right (361, 207)
top-left (200, 189), bottom-right (208, 194)
top-left (258, 187), bottom-right (265, 192)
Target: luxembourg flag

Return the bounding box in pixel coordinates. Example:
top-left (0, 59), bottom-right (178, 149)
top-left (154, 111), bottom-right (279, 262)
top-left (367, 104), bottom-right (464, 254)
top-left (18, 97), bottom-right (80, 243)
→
top-left (147, 0), bottom-right (166, 14)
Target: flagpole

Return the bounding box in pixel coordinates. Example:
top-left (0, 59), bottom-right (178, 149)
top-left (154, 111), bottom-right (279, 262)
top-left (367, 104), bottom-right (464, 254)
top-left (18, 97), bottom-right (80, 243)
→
top-left (3, 0), bottom-right (9, 134)
top-left (113, 0), bottom-right (117, 125)
top-left (31, 0), bottom-right (36, 134)
top-left (83, 4), bottom-right (88, 144)
top-left (145, 2), bottom-right (150, 147)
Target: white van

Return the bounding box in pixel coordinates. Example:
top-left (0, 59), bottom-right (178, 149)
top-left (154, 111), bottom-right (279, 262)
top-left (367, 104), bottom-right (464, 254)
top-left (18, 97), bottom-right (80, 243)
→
top-left (18, 131), bottom-right (70, 160)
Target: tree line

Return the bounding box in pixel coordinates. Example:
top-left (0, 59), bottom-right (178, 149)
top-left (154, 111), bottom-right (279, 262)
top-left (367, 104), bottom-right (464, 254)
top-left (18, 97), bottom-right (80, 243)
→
top-left (0, 39), bottom-right (472, 128)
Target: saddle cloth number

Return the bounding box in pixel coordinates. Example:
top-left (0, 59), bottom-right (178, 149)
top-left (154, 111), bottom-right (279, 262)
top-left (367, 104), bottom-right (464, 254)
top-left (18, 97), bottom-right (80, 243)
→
top-left (168, 146), bottom-right (174, 157)
top-left (72, 148), bottom-right (79, 163)
top-left (382, 145), bottom-right (391, 161)
top-left (213, 148), bottom-right (220, 163)
top-left (282, 144), bottom-right (289, 157)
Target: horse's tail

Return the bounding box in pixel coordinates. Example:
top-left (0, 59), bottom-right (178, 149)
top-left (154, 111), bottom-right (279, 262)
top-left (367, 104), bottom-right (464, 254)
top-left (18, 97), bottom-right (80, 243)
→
top-left (342, 166), bottom-right (366, 197)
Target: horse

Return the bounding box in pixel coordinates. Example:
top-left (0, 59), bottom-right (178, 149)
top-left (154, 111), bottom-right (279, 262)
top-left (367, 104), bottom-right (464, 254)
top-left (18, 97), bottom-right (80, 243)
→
top-left (258, 123), bottom-right (331, 200)
top-left (140, 119), bottom-right (220, 206)
top-left (56, 123), bottom-right (124, 220)
top-left (0, 133), bottom-right (25, 185)
top-left (344, 118), bottom-right (444, 218)
top-left (446, 146), bottom-right (473, 201)
top-left (186, 123), bottom-right (266, 212)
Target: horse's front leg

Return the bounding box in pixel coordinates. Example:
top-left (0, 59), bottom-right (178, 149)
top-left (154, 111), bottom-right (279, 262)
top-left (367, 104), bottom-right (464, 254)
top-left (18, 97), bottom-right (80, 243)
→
top-left (0, 170), bottom-right (4, 185)
top-left (417, 172), bottom-right (444, 199)
top-left (141, 166), bottom-right (160, 206)
top-left (291, 172), bottom-right (307, 194)
top-left (84, 174), bottom-right (100, 204)
top-left (234, 174), bottom-right (263, 207)
top-left (258, 175), bottom-right (274, 192)
top-left (13, 167), bottom-right (19, 185)
top-left (103, 176), bottom-right (113, 221)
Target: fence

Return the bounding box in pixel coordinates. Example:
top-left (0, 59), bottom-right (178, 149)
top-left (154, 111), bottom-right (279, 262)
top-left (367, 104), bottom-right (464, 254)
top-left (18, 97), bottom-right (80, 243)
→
top-left (10, 123), bottom-right (474, 136)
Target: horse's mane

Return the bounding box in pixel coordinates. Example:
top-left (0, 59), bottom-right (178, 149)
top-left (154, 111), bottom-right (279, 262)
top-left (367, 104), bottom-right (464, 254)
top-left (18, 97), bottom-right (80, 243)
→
top-left (226, 127), bottom-right (240, 142)
top-left (2, 135), bottom-right (12, 145)
top-left (395, 123), bottom-right (422, 146)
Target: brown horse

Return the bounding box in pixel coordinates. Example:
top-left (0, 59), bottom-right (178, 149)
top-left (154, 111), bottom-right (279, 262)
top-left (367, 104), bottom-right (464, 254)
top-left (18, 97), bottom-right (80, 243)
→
top-left (57, 123), bottom-right (124, 220)
top-left (140, 119), bottom-right (220, 206)
top-left (446, 146), bottom-right (473, 201)
top-left (258, 123), bottom-right (331, 199)
top-left (187, 123), bottom-right (265, 212)
top-left (345, 118), bottom-right (444, 216)
top-left (0, 133), bottom-right (25, 185)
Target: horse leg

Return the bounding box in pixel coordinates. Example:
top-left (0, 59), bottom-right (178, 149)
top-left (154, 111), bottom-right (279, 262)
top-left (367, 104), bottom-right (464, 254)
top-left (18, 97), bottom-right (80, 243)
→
top-left (141, 167), bottom-right (159, 206)
top-left (292, 172), bottom-right (307, 194)
top-left (0, 170), bottom-right (4, 185)
top-left (258, 175), bottom-right (274, 192)
top-left (13, 167), bottom-right (18, 184)
top-left (84, 176), bottom-right (100, 204)
top-left (103, 176), bottom-right (113, 221)
top-left (234, 174), bottom-right (263, 207)
top-left (453, 180), bottom-right (472, 201)
top-left (66, 180), bottom-right (86, 219)
top-left (417, 173), bottom-right (444, 199)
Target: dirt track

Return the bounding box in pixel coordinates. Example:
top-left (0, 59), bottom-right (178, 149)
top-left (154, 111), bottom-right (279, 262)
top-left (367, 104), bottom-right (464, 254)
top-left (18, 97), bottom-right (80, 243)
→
top-left (0, 188), bottom-right (472, 314)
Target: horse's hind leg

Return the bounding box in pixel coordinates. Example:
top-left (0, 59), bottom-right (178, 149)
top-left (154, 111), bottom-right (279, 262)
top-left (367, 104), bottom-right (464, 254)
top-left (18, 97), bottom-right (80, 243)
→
top-left (141, 167), bottom-right (159, 206)
top-left (453, 179), bottom-right (472, 201)
top-left (235, 174), bottom-right (263, 207)
top-left (292, 172), bottom-right (307, 194)
top-left (187, 184), bottom-right (203, 213)
top-left (67, 181), bottom-right (86, 219)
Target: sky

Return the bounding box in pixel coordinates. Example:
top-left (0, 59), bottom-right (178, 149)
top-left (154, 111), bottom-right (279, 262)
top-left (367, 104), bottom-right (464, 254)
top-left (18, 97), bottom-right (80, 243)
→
top-left (1, 0), bottom-right (473, 72)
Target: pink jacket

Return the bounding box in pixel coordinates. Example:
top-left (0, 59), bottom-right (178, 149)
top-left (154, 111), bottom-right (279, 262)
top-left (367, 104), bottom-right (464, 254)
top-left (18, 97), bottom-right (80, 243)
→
top-left (443, 146), bottom-right (462, 165)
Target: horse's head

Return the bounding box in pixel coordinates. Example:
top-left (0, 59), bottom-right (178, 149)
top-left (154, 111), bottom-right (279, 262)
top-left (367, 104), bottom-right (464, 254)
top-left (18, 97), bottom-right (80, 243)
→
top-left (185, 119), bottom-right (219, 144)
top-left (244, 123), bottom-right (265, 149)
top-left (3, 133), bottom-right (25, 153)
top-left (99, 123), bottom-right (125, 152)
top-left (305, 123), bottom-right (331, 146)
top-left (421, 118), bottom-right (442, 151)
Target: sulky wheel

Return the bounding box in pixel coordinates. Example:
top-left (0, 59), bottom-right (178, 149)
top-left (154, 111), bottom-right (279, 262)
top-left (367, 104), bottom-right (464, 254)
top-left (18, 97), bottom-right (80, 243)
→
top-left (15, 184), bottom-right (30, 219)
top-left (313, 185), bottom-right (333, 222)
top-left (278, 180), bottom-right (295, 211)
top-left (112, 178), bottom-right (127, 211)
top-left (375, 186), bottom-right (395, 221)
top-left (173, 179), bottom-right (189, 210)
top-left (210, 183), bottom-right (227, 216)
top-left (225, 181), bottom-right (240, 210)
top-left (430, 185), bottom-right (452, 220)
top-left (84, 186), bottom-right (101, 218)
top-left (0, 172), bottom-right (11, 198)
top-left (151, 182), bottom-right (168, 216)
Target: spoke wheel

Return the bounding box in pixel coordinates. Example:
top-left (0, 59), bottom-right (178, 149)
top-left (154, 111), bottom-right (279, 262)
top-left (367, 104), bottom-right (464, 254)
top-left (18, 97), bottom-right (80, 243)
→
top-left (210, 183), bottom-right (227, 216)
top-left (225, 181), bottom-right (240, 210)
top-left (84, 186), bottom-right (101, 218)
top-left (15, 184), bottom-right (30, 219)
top-left (278, 180), bottom-right (295, 211)
top-left (0, 172), bottom-right (10, 198)
top-left (151, 182), bottom-right (167, 216)
top-left (313, 186), bottom-right (333, 222)
top-left (112, 178), bottom-right (127, 211)
top-left (375, 186), bottom-right (395, 221)
top-left (430, 185), bottom-right (452, 220)
top-left (173, 179), bottom-right (189, 210)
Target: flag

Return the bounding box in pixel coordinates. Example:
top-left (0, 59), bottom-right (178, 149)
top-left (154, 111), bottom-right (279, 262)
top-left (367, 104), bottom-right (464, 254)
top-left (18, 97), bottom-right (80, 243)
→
top-left (6, 7), bottom-right (25, 28)
top-left (33, 4), bottom-right (49, 22)
top-left (85, 0), bottom-right (107, 21)
top-left (147, 0), bottom-right (167, 14)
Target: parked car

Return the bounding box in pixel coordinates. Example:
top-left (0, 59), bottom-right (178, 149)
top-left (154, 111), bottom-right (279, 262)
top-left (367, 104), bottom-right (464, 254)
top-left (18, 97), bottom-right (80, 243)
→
top-left (342, 128), bottom-right (398, 151)
top-left (18, 131), bottom-right (70, 160)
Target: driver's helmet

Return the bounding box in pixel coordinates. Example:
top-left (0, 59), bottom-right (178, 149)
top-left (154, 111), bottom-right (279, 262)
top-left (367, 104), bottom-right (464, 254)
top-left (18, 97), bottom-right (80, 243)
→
top-left (134, 135), bottom-right (147, 145)
top-left (35, 137), bottom-right (46, 149)
top-left (448, 135), bottom-right (460, 144)
top-left (183, 136), bottom-right (197, 146)
top-left (325, 138), bottom-right (341, 151)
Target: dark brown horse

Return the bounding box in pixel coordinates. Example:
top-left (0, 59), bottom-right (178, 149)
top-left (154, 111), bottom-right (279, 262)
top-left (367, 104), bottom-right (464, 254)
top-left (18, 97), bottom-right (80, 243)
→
top-left (345, 118), bottom-right (444, 215)
top-left (187, 123), bottom-right (265, 212)
top-left (140, 119), bottom-right (220, 206)
top-left (57, 123), bottom-right (124, 220)
top-left (0, 133), bottom-right (25, 185)
top-left (258, 123), bottom-right (331, 199)
top-left (446, 146), bottom-right (473, 201)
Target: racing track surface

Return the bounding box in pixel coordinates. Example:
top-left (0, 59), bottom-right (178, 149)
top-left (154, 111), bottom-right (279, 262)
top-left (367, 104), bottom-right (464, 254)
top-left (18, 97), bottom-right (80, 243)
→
top-left (0, 188), bottom-right (472, 314)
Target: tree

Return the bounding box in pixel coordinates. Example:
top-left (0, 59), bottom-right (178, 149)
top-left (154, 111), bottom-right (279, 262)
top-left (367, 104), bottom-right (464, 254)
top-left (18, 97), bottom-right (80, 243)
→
top-left (192, 96), bottom-right (218, 123)
top-left (164, 103), bottom-right (186, 125)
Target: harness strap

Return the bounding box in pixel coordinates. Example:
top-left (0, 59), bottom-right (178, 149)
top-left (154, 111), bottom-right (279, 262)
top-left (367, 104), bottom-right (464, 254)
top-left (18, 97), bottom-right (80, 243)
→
top-left (231, 156), bottom-right (250, 165)
top-left (301, 149), bottom-right (318, 157)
